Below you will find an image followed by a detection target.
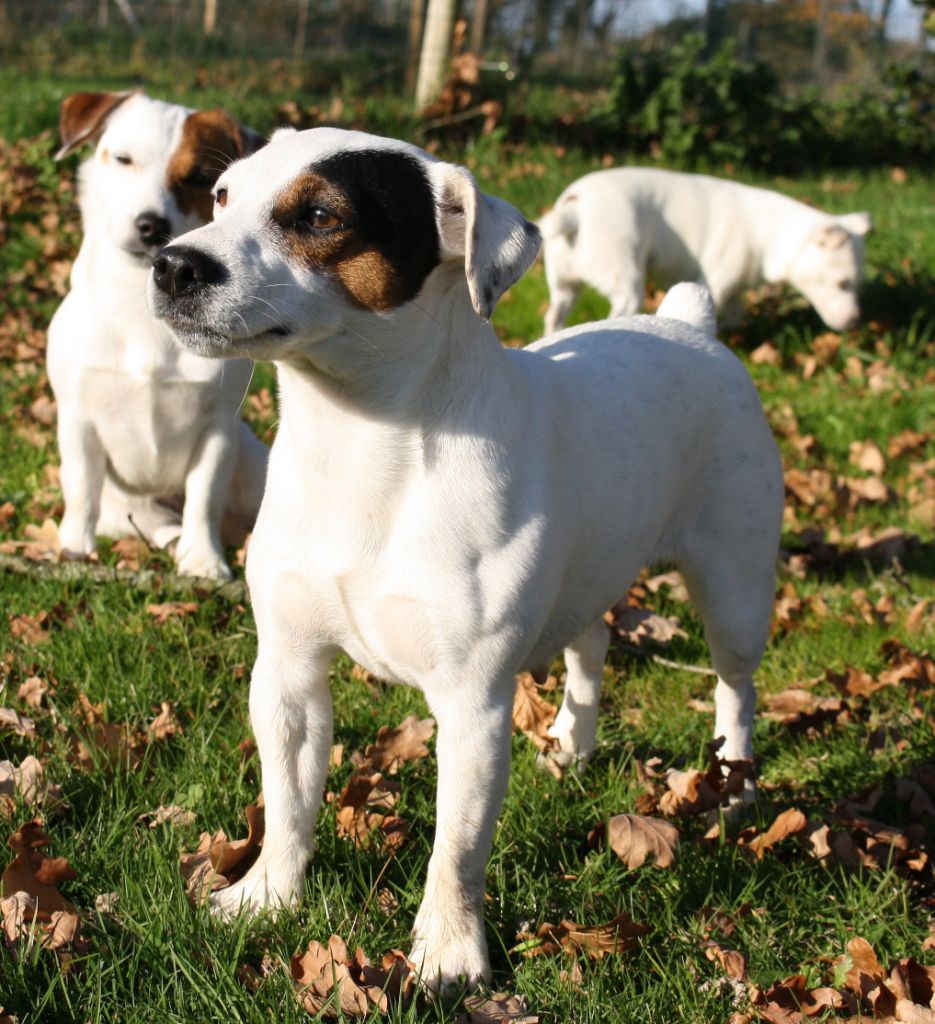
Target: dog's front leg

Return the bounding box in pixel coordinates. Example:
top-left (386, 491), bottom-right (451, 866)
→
top-left (211, 644), bottom-right (334, 918)
top-left (175, 421), bottom-right (238, 579)
top-left (411, 679), bottom-right (513, 993)
top-left (57, 408), bottom-right (107, 558)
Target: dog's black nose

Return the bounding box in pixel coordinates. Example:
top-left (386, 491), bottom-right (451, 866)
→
top-left (152, 245), bottom-right (228, 298)
top-left (135, 211), bottom-right (173, 246)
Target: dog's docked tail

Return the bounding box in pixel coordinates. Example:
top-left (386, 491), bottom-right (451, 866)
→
top-left (537, 195), bottom-right (579, 247)
top-left (656, 283), bottom-right (717, 338)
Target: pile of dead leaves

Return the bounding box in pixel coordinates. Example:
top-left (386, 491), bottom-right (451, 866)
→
top-left (0, 132), bottom-right (79, 362)
top-left (330, 713), bottom-right (435, 853)
top-left (630, 739), bottom-right (754, 819)
top-left (746, 936), bottom-right (935, 1023)
top-left (290, 935), bottom-right (417, 1017)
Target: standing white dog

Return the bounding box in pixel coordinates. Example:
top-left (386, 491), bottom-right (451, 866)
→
top-left (48, 91), bottom-right (267, 578)
top-left (148, 128), bottom-right (784, 989)
top-left (540, 167), bottom-right (872, 334)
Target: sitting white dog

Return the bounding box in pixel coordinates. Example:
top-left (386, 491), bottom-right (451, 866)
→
top-left (48, 90), bottom-right (268, 579)
top-left (147, 128), bottom-right (783, 989)
top-left (540, 167), bottom-right (873, 334)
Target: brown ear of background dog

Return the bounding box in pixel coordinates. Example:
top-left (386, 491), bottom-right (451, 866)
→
top-left (55, 90), bottom-right (139, 161)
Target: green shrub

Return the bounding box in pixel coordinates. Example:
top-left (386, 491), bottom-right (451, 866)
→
top-left (596, 35), bottom-right (935, 172)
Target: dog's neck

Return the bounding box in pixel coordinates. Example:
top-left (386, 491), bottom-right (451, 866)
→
top-left (274, 263), bottom-right (513, 465)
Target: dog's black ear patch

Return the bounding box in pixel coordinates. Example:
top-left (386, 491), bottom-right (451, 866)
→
top-left (273, 149), bottom-right (440, 312)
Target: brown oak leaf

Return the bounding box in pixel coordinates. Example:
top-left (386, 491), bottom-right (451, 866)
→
top-left (512, 674), bottom-right (557, 753)
top-left (351, 715), bottom-right (435, 774)
top-left (179, 797), bottom-right (264, 903)
top-left (741, 808), bottom-right (809, 859)
top-left (0, 821), bottom-right (76, 916)
top-left (607, 813), bottom-right (679, 869)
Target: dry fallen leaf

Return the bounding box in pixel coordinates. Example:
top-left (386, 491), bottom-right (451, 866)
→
top-left (740, 808), bottom-right (808, 859)
top-left (704, 940), bottom-right (748, 982)
top-left (607, 813), bottom-right (679, 869)
top-left (351, 715), bottom-right (435, 774)
top-left (849, 440), bottom-right (886, 476)
top-left (611, 606), bottom-right (687, 645)
top-left (290, 934), bottom-right (416, 1017)
top-left (139, 805), bottom-right (196, 829)
top-left (179, 797), bottom-right (264, 903)
top-left (8, 612), bottom-right (51, 646)
top-left (753, 973), bottom-right (848, 1021)
top-left (0, 757), bottom-right (62, 814)
top-left (334, 771), bottom-right (404, 851)
top-left (147, 701), bottom-right (182, 741)
top-left (17, 676), bottom-right (50, 709)
top-left (0, 821), bottom-right (76, 916)
top-left (73, 694), bottom-right (142, 771)
top-left (659, 743), bottom-right (751, 817)
top-left (111, 536), bottom-right (150, 570)
top-left (0, 707), bottom-right (36, 738)
top-left (512, 674), bottom-right (557, 753)
top-left (145, 601), bottom-right (199, 625)
top-left (460, 992), bottom-right (539, 1023)
top-left (519, 912), bottom-right (648, 959)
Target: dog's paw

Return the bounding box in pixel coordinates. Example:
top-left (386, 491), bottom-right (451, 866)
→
top-left (209, 866), bottom-right (299, 920)
top-left (175, 547), bottom-right (233, 581)
top-left (535, 748), bottom-right (577, 776)
top-left (58, 521), bottom-right (97, 561)
top-left (408, 933), bottom-right (490, 996)
top-left (545, 706), bottom-right (597, 767)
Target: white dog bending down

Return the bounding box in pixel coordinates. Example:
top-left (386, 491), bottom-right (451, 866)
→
top-left (540, 167), bottom-right (872, 334)
top-left (48, 91), bottom-right (268, 579)
top-left (148, 127), bottom-right (784, 989)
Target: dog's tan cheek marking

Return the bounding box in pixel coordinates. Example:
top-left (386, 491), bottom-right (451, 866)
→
top-left (166, 109), bottom-right (245, 224)
top-left (335, 249), bottom-right (407, 312)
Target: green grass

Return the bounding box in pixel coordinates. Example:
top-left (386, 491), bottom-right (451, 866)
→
top-left (1, 64), bottom-right (934, 1023)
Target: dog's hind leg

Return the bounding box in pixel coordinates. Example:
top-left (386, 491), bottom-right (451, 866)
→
top-left (410, 678), bottom-right (513, 992)
top-left (97, 476), bottom-right (182, 549)
top-left (679, 542), bottom-right (778, 805)
top-left (544, 281), bottom-right (582, 335)
top-left (546, 619), bottom-right (610, 768)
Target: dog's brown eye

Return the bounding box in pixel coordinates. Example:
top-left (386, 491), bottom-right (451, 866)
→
top-left (304, 207), bottom-right (341, 232)
top-left (114, 153), bottom-right (133, 166)
top-left (215, 188), bottom-right (228, 208)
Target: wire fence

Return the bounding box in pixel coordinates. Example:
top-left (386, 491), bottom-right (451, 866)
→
top-left (0, 0), bottom-right (929, 94)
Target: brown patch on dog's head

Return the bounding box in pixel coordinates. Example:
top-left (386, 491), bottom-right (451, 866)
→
top-left (167, 110), bottom-right (266, 224)
top-left (55, 90), bottom-right (138, 160)
top-left (270, 149), bottom-right (440, 312)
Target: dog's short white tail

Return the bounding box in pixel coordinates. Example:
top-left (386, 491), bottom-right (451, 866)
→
top-left (538, 197), bottom-right (579, 244)
top-left (656, 282), bottom-right (717, 337)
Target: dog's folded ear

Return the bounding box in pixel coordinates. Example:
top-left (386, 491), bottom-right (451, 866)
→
top-left (432, 163), bottom-right (541, 321)
top-left (55, 90), bottom-right (139, 160)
